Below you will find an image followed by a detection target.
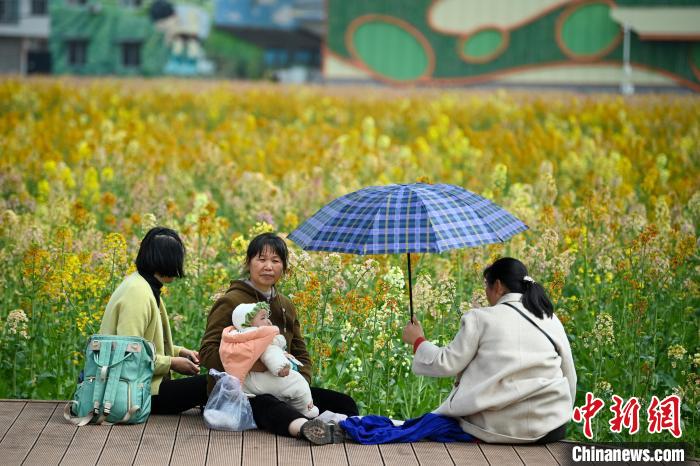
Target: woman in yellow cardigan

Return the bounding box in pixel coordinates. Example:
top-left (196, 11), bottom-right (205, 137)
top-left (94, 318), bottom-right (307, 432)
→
top-left (99, 227), bottom-right (207, 414)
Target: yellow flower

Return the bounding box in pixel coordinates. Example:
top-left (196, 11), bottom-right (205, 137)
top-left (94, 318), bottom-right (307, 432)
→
top-left (60, 166), bottom-right (76, 189)
top-left (81, 167), bottom-right (100, 201)
top-left (37, 179), bottom-right (50, 203)
top-left (76, 140), bottom-right (91, 160)
top-left (101, 167), bottom-right (114, 183)
top-left (43, 160), bottom-right (57, 176)
top-left (668, 344), bottom-right (687, 360)
top-left (283, 212), bottom-right (299, 230)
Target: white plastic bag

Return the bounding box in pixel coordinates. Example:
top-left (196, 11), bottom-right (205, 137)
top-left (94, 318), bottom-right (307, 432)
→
top-left (203, 369), bottom-right (257, 431)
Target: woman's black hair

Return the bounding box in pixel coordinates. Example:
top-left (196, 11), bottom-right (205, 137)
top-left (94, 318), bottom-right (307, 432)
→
top-left (135, 227), bottom-right (185, 278)
top-left (245, 232), bottom-right (289, 272)
top-left (483, 257), bottom-right (553, 319)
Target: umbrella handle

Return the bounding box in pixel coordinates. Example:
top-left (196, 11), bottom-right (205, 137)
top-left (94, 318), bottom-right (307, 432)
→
top-left (407, 253), bottom-right (414, 322)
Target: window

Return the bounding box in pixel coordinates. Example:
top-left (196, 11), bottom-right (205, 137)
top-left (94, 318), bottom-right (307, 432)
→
top-left (0, 0), bottom-right (19, 23)
top-left (293, 49), bottom-right (312, 66)
top-left (263, 48), bottom-right (289, 68)
top-left (67, 40), bottom-right (88, 67)
top-left (121, 42), bottom-right (141, 68)
top-left (67, 0), bottom-right (88, 5)
top-left (31, 0), bottom-right (47, 15)
top-left (120, 0), bottom-right (142, 7)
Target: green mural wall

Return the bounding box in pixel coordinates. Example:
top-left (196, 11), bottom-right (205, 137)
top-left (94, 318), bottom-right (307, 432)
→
top-left (326, 0), bottom-right (700, 90)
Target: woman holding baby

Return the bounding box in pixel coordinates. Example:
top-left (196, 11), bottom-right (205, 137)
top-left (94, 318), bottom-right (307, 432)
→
top-left (199, 232), bottom-right (358, 444)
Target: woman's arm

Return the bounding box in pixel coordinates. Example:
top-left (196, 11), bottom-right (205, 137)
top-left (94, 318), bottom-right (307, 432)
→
top-left (411, 312), bottom-right (480, 378)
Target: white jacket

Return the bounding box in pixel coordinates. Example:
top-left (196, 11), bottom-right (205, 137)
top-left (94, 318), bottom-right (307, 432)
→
top-left (413, 293), bottom-right (576, 443)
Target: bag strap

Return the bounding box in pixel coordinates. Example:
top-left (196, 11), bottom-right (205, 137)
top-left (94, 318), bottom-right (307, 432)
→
top-left (502, 302), bottom-right (559, 356)
top-left (91, 339), bottom-right (113, 417)
top-left (102, 340), bottom-right (129, 418)
top-left (63, 401), bottom-right (95, 426)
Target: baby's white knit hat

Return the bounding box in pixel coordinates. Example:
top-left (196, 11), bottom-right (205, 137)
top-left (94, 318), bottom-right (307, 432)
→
top-left (231, 302), bottom-right (269, 330)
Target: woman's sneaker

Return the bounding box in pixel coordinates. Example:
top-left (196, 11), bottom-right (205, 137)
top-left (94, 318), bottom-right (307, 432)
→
top-left (300, 419), bottom-right (344, 445)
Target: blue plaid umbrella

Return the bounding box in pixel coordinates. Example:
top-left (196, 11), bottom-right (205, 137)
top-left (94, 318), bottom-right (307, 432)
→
top-left (288, 183), bottom-right (527, 320)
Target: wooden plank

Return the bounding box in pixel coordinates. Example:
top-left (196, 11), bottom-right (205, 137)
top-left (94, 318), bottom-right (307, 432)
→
top-left (96, 422), bottom-right (147, 465)
top-left (411, 442), bottom-right (454, 466)
top-left (60, 424), bottom-right (112, 465)
top-left (0, 401), bottom-right (26, 442)
top-left (0, 402), bottom-right (55, 465)
top-left (379, 443), bottom-right (419, 466)
top-left (513, 445), bottom-right (559, 466)
top-left (277, 435), bottom-right (313, 466)
top-left (478, 444), bottom-right (524, 466)
top-left (0, 399), bottom-right (65, 403)
top-left (133, 415), bottom-right (180, 466)
top-left (310, 442), bottom-right (348, 466)
top-left (170, 410), bottom-right (209, 466)
top-left (545, 441), bottom-right (572, 465)
top-left (345, 442), bottom-right (382, 466)
top-left (206, 429), bottom-right (243, 466)
top-left (23, 404), bottom-right (78, 465)
top-left (242, 429), bottom-right (276, 466)
top-left (445, 443), bottom-right (489, 466)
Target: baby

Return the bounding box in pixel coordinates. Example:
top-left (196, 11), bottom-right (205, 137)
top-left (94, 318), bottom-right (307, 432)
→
top-left (219, 302), bottom-right (319, 419)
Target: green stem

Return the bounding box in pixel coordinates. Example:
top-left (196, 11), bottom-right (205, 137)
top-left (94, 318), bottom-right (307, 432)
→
top-left (366, 303), bottom-right (380, 413)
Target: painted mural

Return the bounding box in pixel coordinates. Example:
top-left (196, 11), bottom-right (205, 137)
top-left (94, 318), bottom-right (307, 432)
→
top-left (151, 1), bottom-right (214, 75)
top-left (50, 0), bottom-right (214, 76)
top-left (325, 0), bottom-right (700, 91)
top-left (215, 0), bottom-right (300, 28)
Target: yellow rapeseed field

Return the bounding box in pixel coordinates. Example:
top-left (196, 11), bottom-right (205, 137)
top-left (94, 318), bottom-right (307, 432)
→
top-left (0, 79), bottom-right (698, 444)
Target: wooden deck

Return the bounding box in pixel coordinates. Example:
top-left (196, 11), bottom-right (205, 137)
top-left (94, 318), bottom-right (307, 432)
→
top-left (0, 400), bottom-right (692, 466)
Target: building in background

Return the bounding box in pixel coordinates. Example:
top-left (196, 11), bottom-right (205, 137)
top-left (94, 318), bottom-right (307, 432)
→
top-left (324, 0), bottom-right (700, 92)
top-left (210, 0), bottom-right (322, 81)
top-left (49, 0), bottom-right (213, 76)
top-left (0, 0), bottom-right (50, 74)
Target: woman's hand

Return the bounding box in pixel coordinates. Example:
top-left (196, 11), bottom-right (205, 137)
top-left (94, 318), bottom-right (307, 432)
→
top-left (179, 348), bottom-right (200, 364)
top-left (171, 356), bottom-right (200, 375)
top-left (402, 318), bottom-right (425, 345)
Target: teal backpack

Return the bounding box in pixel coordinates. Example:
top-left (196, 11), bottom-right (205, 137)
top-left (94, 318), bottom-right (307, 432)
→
top-left (64, 335), bottom-right (155, 425)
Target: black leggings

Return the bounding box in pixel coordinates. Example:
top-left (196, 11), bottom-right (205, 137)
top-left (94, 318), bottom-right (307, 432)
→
top-left (249, 387), bottom-right (359, 437)
top-left (151, 374), bottom-right (208, 415)
top-left (533, 423), bottom-right (568, 444)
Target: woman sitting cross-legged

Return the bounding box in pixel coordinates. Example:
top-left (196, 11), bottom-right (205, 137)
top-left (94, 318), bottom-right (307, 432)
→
top-left (341, 257), bottom-right (577, 444)
top-left (199, 232), bottom-right (358, 444)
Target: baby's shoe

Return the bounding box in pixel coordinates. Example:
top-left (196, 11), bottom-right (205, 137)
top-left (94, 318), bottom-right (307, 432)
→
top-left (305, 405), bottom-right (320, 419)
top-left (316, 410), bottom-right (348, 424)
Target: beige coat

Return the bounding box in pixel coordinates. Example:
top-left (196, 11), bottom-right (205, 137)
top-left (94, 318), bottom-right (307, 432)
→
top-left (413, 293), bottom-right (576, 443)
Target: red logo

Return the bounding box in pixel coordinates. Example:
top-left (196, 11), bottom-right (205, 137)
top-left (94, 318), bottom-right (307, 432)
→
top-left (647, 395), bottom-right (682, 438)
top-left (609, 395), bottom-right (641, 434)
top-left (572, 392), bottom-right (605, 439)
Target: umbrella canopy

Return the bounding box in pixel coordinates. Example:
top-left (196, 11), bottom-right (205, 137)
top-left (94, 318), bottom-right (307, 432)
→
top-left (288, 183), bottom-right (528, 319)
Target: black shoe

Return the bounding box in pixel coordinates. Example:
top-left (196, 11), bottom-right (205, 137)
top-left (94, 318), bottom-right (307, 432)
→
top-left (300, 419), bottom-right (344, 445)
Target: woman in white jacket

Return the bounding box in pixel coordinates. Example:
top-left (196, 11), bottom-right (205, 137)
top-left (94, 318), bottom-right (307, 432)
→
top-left (402, 257), bottom-right (577, 444)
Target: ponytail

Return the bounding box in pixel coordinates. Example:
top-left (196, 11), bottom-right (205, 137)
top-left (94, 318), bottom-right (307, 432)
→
top-left (483, 257), bottom-right (554, 319)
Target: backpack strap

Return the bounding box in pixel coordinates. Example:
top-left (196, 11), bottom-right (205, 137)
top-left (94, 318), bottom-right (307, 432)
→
top-left (502, 302), bottom-right (560, 356)
top-left (91, 339), bottom-right (113, 418)
top-left (101, 340), bottom-right (129, 420)
top-left (63, 401), bottom-right (95, 426)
